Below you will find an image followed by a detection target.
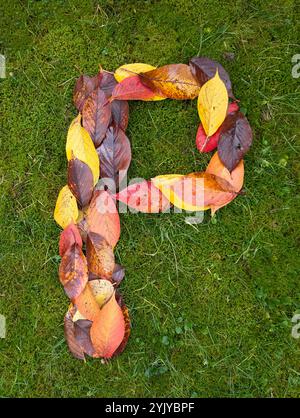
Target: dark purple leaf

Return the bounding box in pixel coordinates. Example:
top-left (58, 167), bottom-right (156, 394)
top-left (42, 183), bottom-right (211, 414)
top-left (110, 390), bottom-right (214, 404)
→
top-left (73, 73), bottom-right (101, 112)
top-left (111, 100), bottom-right (129, 131)
top-left (68, 158), bottom-right (94, 208)
top-left (97, 124), bottom-right (131, 188)
top-left (112, 263), bottom-right (125, 286)
top-left (218, 112), bottom-right (253, 172)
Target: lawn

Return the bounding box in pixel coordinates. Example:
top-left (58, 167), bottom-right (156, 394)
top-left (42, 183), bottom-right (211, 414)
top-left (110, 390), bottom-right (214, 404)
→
top-left (0, 0), bottom-right (299, 398)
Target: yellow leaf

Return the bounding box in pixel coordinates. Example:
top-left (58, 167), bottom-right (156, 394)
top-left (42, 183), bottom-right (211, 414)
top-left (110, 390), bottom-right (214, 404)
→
top-left (54, 185), bottom-right (78, 229)
top-left (115, 63), bottom-right (157, 82)
top-left (66, 114), bottom-right (99, 185)
top-left (114, 63), bottom-right (166, 101)
top-left (197, 69), bottom-right (228, 136)
top-left (152, 174), bottom-right (210, 212)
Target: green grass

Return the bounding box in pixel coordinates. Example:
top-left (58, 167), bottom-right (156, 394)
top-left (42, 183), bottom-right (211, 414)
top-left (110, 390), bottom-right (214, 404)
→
top-left (0, 0), bottom-right (299, 398)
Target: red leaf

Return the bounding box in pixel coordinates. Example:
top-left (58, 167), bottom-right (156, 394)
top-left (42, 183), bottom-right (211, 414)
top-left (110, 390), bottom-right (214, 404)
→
top-left (86, 190), bottom-right (120, 248)
top-left (111, 75), bottom-right (157, 101)
top-left (196, 102), bottom-right (239, 153)
top-left (59, 243), bottom-right (88, 300)
top-left (67, 158), bottom-right (94, 208)
top-left (90, 292), bottom-right (125, 359)
top-left (59, 223), bottom-right (82, 257)
top-left (116, 180), bottom-right (171, 213)
top-left (97, 124), bottom-right (131, 187)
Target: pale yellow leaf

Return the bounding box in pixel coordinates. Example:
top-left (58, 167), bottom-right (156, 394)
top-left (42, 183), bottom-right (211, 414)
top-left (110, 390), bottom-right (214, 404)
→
top-left (54, 185), bottom-right (78, 229)
top-left (89, 279), bottom-right (114, 308)
top-left (197, 69), bottom-right (228, 136)
top-left (66, 114), bottom-right (100, 185)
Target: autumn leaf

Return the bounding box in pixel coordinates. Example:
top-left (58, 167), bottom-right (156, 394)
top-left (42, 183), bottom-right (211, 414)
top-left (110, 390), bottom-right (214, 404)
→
top-left (90, 292), bottom-right (125, 359)
top-left (111, 99), bottom-right (129, 131)
top-left (86, 190), bottom-right (120, 248)
top-left (115, 63), bottom-right (157, 82)
top-left (64, 305), bottom-right (86, 360)
top-left (111, 264), bottom-right (125, 286)
top-left (54, 185), bottom-right (78, 229)
top-left (140, 64), bottom-right (200, 100)
top-left (86, 232), bottom-right (115, 280)
top-left (114, 63), bottom-right (165, 100)
top-left (196, 102), bottom-right (239, 153)
top-left (206, 151), bottom-right (244, 215)
top-left (66, 114), bottom-right (99, 185)
top-left (67, 158), bottom-right (94, 208)
top-left (111, 75), bottom-right (162, 101)
top-left (217, 112), bottom-right (253, 172)
top-left (197, 69), bottom-right (228, 136)
top-left (82, 88), bottom-right (112, 148)
top-left (73, 282), bottom-right (101, 322)
top-left (152, 172), bottom-right (236, 212)
top-left (116, 180), bottom-right (171, 213)
top-left (97, 124), bottom-right (131, 188)
top-left (59, 243), bottom-right (88, 300)
top-left (112, 292), bottom-right (131, 357)
top-left (89, 278), bottom-right (114, 307)
top-left (189, 56), bottom-right (235, 98)
top-left (74, 318), bottom-right (95, 358)
top-left (59, 223), bottom-right (82, 257)
top-left (73, 73), bottom-right (101, 112)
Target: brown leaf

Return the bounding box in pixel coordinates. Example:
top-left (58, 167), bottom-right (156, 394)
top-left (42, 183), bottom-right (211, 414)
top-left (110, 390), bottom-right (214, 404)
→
top-left (82, 88), bottom-right (112, 148)
top-left (86, 232), bottom-right (115, 280)
top-left (111, 99), bottom-right (129, 131)
top-left (59, 243), bottom-right (88, 300)
top-left (116, 180), bottom-right (171, 213)
top-left (218, 112), bottom-right (253, 172)
top-left (90, 292), bottom-right (125, 359)
top-left (59, 223), bottom-right (82, 257)
top-left (140, 64), bottom-right (200, 99)
top-left (64, 305), bottom-right (85, 360)
top-left (97, 124), bottom-right (131, 188)
top-left (189, 56), bottom-right (235, 99)
top-left (67, 158), bottom-right (94, 208)
top-left (73, 74), bottom-right (101, 112)
top-left (86, 190), bottom-right (120, 248)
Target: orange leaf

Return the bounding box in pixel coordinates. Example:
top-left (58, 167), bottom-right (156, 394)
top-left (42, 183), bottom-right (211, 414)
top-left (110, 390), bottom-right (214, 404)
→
top-left (206, 151), bottom-right (244, 215)
top-left (59, 244), bottom-right (88, 300)
top-left (112, 292), bottom-right (131, 358)
top-left (90, 293), bottom-right (125, 359)
top-left (73, 283), bottom-right (101, 322)
top-left (86, 190), bottom-right (120, 248)
top-left (140, 64), bottom-right (200, 99)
